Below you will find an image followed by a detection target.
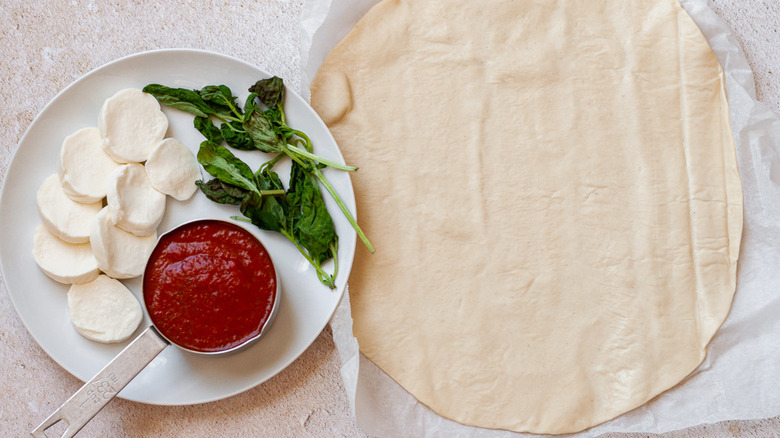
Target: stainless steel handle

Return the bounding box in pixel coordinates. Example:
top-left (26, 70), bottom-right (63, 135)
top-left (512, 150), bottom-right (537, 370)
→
top-left (31, 327), bottom-right (168, 438)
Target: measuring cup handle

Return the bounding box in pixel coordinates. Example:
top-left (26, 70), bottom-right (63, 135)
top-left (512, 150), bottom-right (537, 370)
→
top-left (31, 326), bottom-right (168, 438)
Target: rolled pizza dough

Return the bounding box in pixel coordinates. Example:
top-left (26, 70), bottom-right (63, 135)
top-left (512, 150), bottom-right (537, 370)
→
top-left (311, 0), bottom-right (742, 434)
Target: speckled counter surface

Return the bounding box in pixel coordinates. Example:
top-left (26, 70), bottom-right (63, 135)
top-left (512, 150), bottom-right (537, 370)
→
top-left (1, 1), bottom-right (778, 437)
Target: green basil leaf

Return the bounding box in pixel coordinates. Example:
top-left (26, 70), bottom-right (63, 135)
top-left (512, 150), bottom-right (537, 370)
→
top-left (244, 92), bottom-right (259, 117)
top-left (199, 85), bottom-right (238, 116)
top-left (220, 121), bottom-right (255, 150)
top-left (194, 117), bottom-right (224, 143)
top-left (196, 141), bottom-right (257, 193)
top-left (240, 169), bottom-right (288, 232)
top-left (142, 84), bottom-right (214, 118)
top-left (287, 162), bottom-right (337, 265)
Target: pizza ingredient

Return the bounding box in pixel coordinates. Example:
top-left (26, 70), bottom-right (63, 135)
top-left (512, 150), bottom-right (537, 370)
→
top-left (145, 138), bottom-right (201, 201)
top-left (67, 275), bottom-right (143, 343)
top-left (57, 127), bottom-right (121, 203)
top-left (106, 163), bottom-right (166, 236)
top-left (32, 225), bottom-right (99, 284)
top-left (143, 220), bottom-right (277, 352)
top-left (195, 140), bottom-right (275, 196)
top-left (36, 174), bottom-right (101, 244)
top-left (89, 207), bottom-right (157, 279)
top-left (99, 88), bottom-right (169, 163)
top-left (310, 0), bottom-right (741, 433)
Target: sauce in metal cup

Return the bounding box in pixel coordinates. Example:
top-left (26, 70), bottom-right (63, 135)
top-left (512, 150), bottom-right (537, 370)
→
top-left (144, 220), bottom-right (279, 354)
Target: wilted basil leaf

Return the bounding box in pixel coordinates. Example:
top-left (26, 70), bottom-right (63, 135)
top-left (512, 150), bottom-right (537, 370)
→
top-left (248, 76), bottom-right (285, 109)
top-left (195, 178), bottom-right (248, 205)
top-left (243, 111), bottom-right (285, 153)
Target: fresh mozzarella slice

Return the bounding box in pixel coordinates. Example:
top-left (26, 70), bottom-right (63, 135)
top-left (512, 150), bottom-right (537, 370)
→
top-left (57, 127), bottom-right (121, 203)
top-left (145, 138), bottom-right (201, 201)
top-left (32, 225), bottom-right (99, 284)
top-left (37, 174), bottom-right (101, 244)
top-left (106, 163), bottom-right (166, 236)
top-left (90, 207), bottom-right (157, 279)
top-left (67, 274), bottom-right (143, 343)
top-left (99, 88), bottom-right (169, 163)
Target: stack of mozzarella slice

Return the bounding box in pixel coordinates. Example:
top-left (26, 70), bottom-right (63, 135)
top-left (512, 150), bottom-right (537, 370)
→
top-left (32, 88), bottom-right (201, 343)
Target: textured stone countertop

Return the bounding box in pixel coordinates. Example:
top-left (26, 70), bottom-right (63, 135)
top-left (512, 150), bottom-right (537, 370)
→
top-left (1, 1), bottom-right (778, 437)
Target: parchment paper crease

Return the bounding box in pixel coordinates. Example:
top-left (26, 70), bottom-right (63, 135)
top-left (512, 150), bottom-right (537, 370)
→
top-left (299, 0), bottom-right (780, 435)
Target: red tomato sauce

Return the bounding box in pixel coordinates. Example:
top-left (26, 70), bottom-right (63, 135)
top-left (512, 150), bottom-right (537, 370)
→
top-left (143, 220), bottom-right (277, 353)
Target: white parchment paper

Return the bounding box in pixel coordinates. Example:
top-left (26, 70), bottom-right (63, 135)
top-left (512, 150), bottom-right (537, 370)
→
top-left (299, 0), bottom-right (780, 435)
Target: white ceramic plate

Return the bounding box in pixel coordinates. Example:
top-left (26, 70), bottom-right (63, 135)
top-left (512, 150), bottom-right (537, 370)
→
top-left (0, 49), bottom-right (356, 405)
